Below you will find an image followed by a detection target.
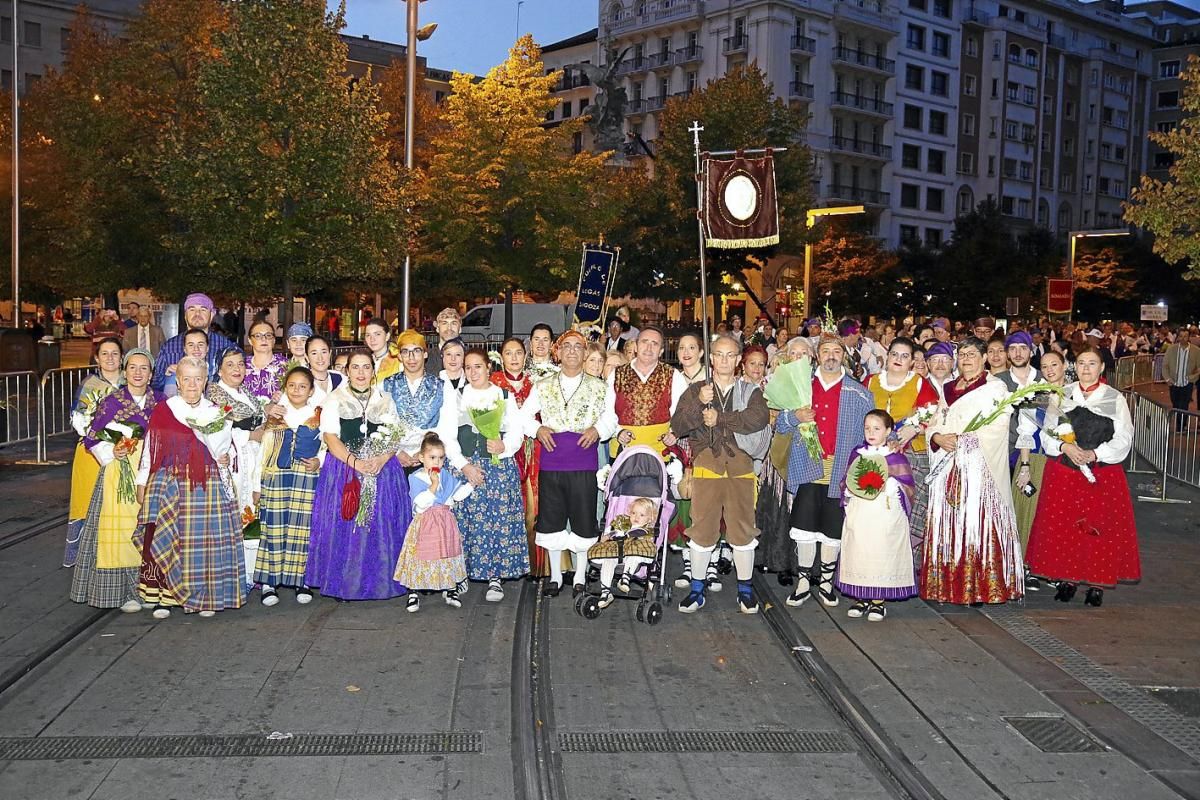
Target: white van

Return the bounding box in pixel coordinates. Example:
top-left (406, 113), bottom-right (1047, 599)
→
top-left (459, 303), bottom-right (574, 339)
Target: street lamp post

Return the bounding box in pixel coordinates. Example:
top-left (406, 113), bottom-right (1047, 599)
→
top-left (401, 0), bottom-right (436, 331)
top-left (802, 205), bottom-right (865, 322)
top-left (1067, 228), bottom-right (1131, 280)
top-left (10, 0), bottom-right (19, 330)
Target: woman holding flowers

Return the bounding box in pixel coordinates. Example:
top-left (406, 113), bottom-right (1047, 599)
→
top-left (254, 366), bottom-right (323, 606)
top-left (65, 337), bottom-right (124, 567)
top-left (490, 337), bottom-right (544, 576)
top-left (207, 348), bottom-right (266, 539)
top-left (1024, 348), bottom-right (1139, 607)
top-left (308, 352), bottom-right (410, 601)
top-left (458, 350), bottom-right (528, 602)
top-left (134, 357), bottom-right (245, 618)
top-left (921, 337), bottom-right (1024, 605)
top-left (243, 320), bottom-right (288, 402)
top-left (70, 348), bottom-right (160, 611)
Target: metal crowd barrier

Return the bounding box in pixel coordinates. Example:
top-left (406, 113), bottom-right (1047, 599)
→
top-left (1124, 389), bottom-right (1197, 504)
top-left (1110, 354), bottom-right (1157, 391)
top-left (36, 367), bottom-right (93, 462)
top-left (0, 371), bottom-right (40, 449)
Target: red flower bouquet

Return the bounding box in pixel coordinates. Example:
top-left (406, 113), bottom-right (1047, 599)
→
top-left (846, 453), bottom-right (889, 501)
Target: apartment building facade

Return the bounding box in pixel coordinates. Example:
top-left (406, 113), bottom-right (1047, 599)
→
top-left (571, 0), bottom-right (1191, 249)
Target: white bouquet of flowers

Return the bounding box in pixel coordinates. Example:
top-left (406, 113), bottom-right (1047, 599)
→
top-left (349, 421), bottom-right (408, 527)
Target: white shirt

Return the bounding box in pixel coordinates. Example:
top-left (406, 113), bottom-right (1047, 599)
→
top-left (1040, 383), bottom-right (1132, 465)
top-left (520, 371), bottom-right (618, 440)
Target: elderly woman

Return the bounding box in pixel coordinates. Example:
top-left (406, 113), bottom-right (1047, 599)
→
top-left (65, 337), bottom-right (124, 567)
top-left (207, 348), bottom-right (266, 530)
top-left (457, 350), bottom-right (528, 602)
top-left (70, 349), bottom-right (160, 611)
top-left (921, 338), bottom-right (1023, 605)
top-left (307, 352), bottom-right (411, 600)
top-left (243, 320), bottom-right (288, 401)
top-left (1025, 349), bottom-right (1139, 607)
top-left (134, 357), bottom-right (245, 618)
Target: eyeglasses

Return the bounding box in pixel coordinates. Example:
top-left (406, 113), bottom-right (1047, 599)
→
top-left (558, 343), bottom-right (585, 352)
top-left (250, 333), bottom-right (274, 340)
top-left (399, 348), bottom-right (424, 356)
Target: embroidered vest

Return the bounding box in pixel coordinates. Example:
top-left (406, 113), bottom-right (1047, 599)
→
top-left (613, 363), bottom-right (673, 427)
top-left (386, 373), bottom-right (444, 431)
top-left (538, 374), bottom-right (607, 432)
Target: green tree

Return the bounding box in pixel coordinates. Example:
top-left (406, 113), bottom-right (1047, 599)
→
top-left (420, 35), bottom-right (622, 305)
top-left (621, 65), bottom-right (813, 314)
top-left (153, 0), bottom-right (406, 321)
top-left (1125, 54), bottom-right (1200, 279)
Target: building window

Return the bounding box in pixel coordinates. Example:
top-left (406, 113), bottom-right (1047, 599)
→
top-left (562, 101), bottom-right (572, 118)
top-left (932, 32), bottom-right (950, 58)
top-left (1115, 145), bottom-right (1126, 161)
top-left (1047, 62), bottom-right (1057, 80)
top-left (1025, 49), bottom-right (1038, 67)
top-left (1083, 210), bottom-right (1091, 225)
top-left (1083, 174), bottom-right (1093, 192)
top-left (0, 17), bottom-right (9, 44)
top-left (1059, 173), bottom-right (1073, 191)
top-left (1008, 43), bottom-right (1020, 64)
top-left (1160, 60), bottom-right (1181, 78)
top-left (23, 20), bottom-right (39, 47)
top-left (1097, 177), bottom-right (1110, 194)
top-left (959, 152), bottom-right (975, 174)
top-left (987, 155), bottom-right (996, 176)
top-left (963, 74), bottom-right (976, 96)
top-left (927, 188), bottom-right (944, 212)
top-left (1041, 132), bottom-right (1050, 151)
top-left (1064, 100), bottom-right (1075, 119)
top-left (1156, 121), bottom-right (1174, 134)
top-left (1100, 142), bottom-right (1112, 160)
top-left (900, 183), bottom-right (921, 208)
top-left (1021, 123), bottom-right (1034, 141)
top-left (905, 64), bottom-right (924, 90)
top-left (909, 0), bottom-right (927, 9)
top-left (902, 144), bottom-right (921, 169)
top-left (1042, 95), bottom-right (1051, 114)
top-left (23, 72), bottom-right (39, 91)
top-left (0, 69), bottom-right (10, 91)
top-left (1001, 196), bottom-right (1015, 215)
top-left (1155, 152), bottom-right (1175, 168)
top-left (924, 228), bottom-right (943, 248)
top-left (1017, 198), bottom-right (1031, 218)
top-left (1019, 161), bottom-right (1032, 180)
top-left (903, 104), bottom-right (922, 130)
top-left (907, 24), bottom-right (926, 51)
top-left (929, 110), bottom-right (946, 135)
top-left (1005, 120), bottom-right (1019, 139)
top-left (927, 148), bottom-right (945, 174)
top-left (958, 188), bottom-right (974, 213)
top-left (1114, 179), bottom-right (1125, 197)
top-left (966, 37), bottom-right (977, 57)
top-left (1063, 138), bottom-right (1074, 156)
top-left (900, 224), bottom-right (920, 242)
top-left (931, 71), bottom-right (948, 97)
top-left (60, 27), bottom-right (71, 53)
top-left (933, 0), bottom-right (951, 17)
top-left (1158, 90), bottom-right (1179, 108)
top-left (1006, 81), bottom-right (1019, 101)
top-left (991, 78), bottom-right (998, 98)
top-left (993, 40), bottom-right (1001, 59)
top-left (1090, 68), bottom-right (1098, 86)
top-left (961, 113), bottom-right (975, 135)
top-left (1058, 204), bottom-right (1072, 228)
top-left (1023, 86), bottom-right (1035, 105)
top-left (1003, 157), bottom-right (1018, 177)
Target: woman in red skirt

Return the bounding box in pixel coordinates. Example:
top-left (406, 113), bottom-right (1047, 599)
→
top-left (1025, 348), bottom-right (1139, 607)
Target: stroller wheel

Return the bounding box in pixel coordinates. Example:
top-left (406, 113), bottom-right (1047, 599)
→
top-left (574, 595), bottom-right (587, 616)
top-left (581, 595), bottom-right (601, 620)
top-left (646, 603), bottom-right (663, 626)
top-left (717, 557), bottom-right (733, 576)
top-left (635, 602), bottom-right (646, 623)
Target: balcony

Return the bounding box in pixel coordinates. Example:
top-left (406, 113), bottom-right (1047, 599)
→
top-left (645, 95), bottom-right (666, 112)
top-left (833, 0), bottom-right (899, 33)
top-left (1089, 47), bottom-right (1139, 70)
top-left (626, 97), bottom-right (649, 115)
top-left (830, 91), bottom-right (893, 116)
top-left (723, 34), bottom-right (748, 54)
top-left (1102, 117), bottom-right (1128, 131)
top-left (829, 136), bottom-right (892, 159)
top-left (645, 50), bottom-right (673, 70)
top-left (671, 89), bottom-right (693, 101)
top-left (961, 8), bottom-right (990, 25)
top-left (555, 73), bottom-right (590, 92)
top-left (827, 184), bottom-right (890, 205)
top-left (606, 0), bottom-right (703, 35)
top-left (832, 46), bottom-right (895, 75)
top-left (791, 34), bottom-right (816, 55)
top-left (614, 56), bottom-right (650, 76)
top-left (790, 81), bottom-right (815, 100)
top-left (675, 45), bottom-right (703, 65)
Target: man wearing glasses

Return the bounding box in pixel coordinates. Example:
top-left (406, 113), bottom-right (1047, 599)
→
top-left (520, 331), bottom-right (618, 597)
top-left (670, 335), bottom-right (771, 615)
top-left (151, 293), bottom-right (235, 392)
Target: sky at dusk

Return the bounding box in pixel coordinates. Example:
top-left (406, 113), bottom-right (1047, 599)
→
top-left (334, 1), bottom-right (599, 76)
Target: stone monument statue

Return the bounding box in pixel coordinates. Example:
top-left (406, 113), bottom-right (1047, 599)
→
top-left (569, 47), bottom-right (631, 153)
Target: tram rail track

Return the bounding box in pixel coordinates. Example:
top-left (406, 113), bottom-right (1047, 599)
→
top-left (0, 606), bottom-right (115, 698)
top-left (0, 512), bottom-right (69, 552)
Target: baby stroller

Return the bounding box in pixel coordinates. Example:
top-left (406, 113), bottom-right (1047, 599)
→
top-left (575, 445), bottom-right (675, 625)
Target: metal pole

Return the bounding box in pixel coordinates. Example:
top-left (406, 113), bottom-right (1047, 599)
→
top-left (11, 0), bottom-right (18, 331)
top-left (401, 0), bottom-right (417, 331)
top-left (1067, 234), bottom-right (1076, 281)
top-left (689, 121), bottom-right (711, 385)
top-left (516, 0), bottom-right (523, 38)
top-left (802, 235), bottom-right (813, 323)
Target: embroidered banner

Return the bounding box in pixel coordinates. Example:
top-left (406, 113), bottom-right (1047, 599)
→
top-left (1046, 278), bottom-right (1074, 315)
top-left (702, 152), bottom-right (780, 249)
top-left (572, 243), bottom-right (620, 331)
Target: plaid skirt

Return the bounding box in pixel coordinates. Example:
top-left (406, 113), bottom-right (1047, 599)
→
top-left (133, 471), bottom-right (245, 611)
top-left (69, 473), bottom-right (138, 608)
top-left (254, 463), bottom-right (318, 587)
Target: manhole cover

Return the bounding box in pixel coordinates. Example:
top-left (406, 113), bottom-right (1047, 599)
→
top-left (0, 732), bottom-right (482, 760)
top-left (559, 730), bottom-right (853, 753)
top-left (1004, 716), bottom-right (1106, 753)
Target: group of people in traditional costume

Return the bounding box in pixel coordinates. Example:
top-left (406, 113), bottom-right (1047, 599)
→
top-left (63, 297), bottom-right (1140, 623)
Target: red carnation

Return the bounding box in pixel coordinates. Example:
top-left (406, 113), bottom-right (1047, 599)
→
top-left (222, 404), bottom-right (233, 413)
top-left (856, 470), bottom-right (885, 492)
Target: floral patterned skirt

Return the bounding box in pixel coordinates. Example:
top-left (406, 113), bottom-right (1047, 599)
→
top-left (457, 457), bottom-right (529, 581)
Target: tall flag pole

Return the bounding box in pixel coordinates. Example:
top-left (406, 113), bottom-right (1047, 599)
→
top-left (688, 121), bottom-right (713, 385)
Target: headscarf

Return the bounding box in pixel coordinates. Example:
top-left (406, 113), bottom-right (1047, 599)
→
top-left (926, 342), bottom-right (955, 361)
top-left (122, 347), bottom-right (154, 369)
top-left (184, 293), bottom-right (215, 313)
top-left (1004, 330), bottom-right (1033, 350)
top-left (394, 329), bottom-right (427, 351)
top-left (287, 322), bottom-right (313, 340)
top-left (440, 336), bottom-right (466, 353)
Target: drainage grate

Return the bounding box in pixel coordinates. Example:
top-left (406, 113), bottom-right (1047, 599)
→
top-left (1004, 716), bottom-right (1106, 753)
top-left (558, 730), bottom-right (853, 754)
top-left (0, 732), bottom-right (482, 761)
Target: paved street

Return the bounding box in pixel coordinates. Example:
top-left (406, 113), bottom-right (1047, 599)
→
top-left (0, 445), bottom-right (1196, 800)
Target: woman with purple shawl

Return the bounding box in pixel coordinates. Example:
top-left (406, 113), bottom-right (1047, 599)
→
top-left (70, 349), bottom-right (161, 611)
top-left (834, 410), bottom-right (917, 622)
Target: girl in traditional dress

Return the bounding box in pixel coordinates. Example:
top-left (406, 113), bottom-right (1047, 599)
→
top-left (243, 320), bottom-right (288, 401)
top-left (207, 348), bottom-right (266, 540)
top-left (65, 337), bottom-right (123, 567)
top-left (1012, 350), bottom-right (1067, 570)
top-left (305, 334), bottom-right (342, 403)
top-left (394, 432), bottom-right (472, 612)
top-left (835, 410), bottom-right (917, 622)
top-left (439, 337), bottom-right (467, 394)
top-left (71, 349), bottom-right (159, 611)
top-left (922, 338), bottom-right (1024, 605)
top-left (490, 337), bottom-right (544, 577)
top-left (459, 350), bottom-right (529, 601)
top-left (285, 322), bottom-right (312, 365)
top-left (134, 357), bottom-right (245, 619)
top-left (255, 366), bottom-right (323, 606)
top-left (307, 352), bottom-right (410, 600)
top-left (665, 332), bottom-right (709, 588)
top-left (1024, 348), bottom-right (1139, 607)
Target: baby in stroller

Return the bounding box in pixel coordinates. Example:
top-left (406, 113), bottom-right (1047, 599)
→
top-left (588, 497), bottom-right (660, 609)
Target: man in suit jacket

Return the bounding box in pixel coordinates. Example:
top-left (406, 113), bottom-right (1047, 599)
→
top-left (123, 307), bottom-right (166, 358)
